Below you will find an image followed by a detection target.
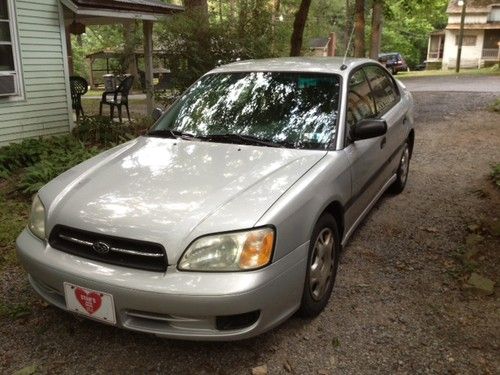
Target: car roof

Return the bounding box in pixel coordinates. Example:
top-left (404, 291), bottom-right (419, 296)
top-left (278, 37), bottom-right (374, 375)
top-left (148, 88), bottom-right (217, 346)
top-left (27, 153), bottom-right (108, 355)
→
top-left (209, 57), bottom-right (376, 76)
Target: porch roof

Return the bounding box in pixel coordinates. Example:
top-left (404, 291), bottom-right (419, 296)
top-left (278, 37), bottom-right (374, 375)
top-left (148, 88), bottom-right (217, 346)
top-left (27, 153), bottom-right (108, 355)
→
top-left (61, 0), bottom-right (184, 23)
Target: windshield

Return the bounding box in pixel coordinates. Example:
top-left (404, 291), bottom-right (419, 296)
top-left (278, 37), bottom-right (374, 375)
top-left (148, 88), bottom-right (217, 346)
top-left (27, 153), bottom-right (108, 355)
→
top-left (151, 71), bottom-right (341, 149)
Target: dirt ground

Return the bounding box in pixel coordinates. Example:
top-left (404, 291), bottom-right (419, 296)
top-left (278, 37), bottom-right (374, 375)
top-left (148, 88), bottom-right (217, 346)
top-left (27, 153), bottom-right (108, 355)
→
top-left (0, 91), bottom-right (499, 375)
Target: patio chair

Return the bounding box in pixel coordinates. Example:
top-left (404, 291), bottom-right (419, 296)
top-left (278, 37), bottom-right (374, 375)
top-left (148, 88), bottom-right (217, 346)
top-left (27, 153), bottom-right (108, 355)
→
top-left (99, 75), bottom-right (134, 123)
top-left (69, 76), bottom-right (88, 121)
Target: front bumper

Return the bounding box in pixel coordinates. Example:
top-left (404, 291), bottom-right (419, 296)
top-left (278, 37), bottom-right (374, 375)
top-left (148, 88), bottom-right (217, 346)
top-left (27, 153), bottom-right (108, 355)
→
top-left (16, 228), bottom-right (308, 340)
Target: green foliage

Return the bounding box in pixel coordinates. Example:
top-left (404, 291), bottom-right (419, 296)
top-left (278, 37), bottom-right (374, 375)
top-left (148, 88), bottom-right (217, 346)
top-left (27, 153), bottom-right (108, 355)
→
top-left (72, 115), bottom-right (152, 147)
top-left (382, 0), bottom-right (449, 67)
top-left (491, 164), bottom-right (500, 189)
top-left (72, 25), bottom-right (129, 80)
top-left (0, 137), bottom-right (76, 177)
top-left (155, 8), bottom-right (276, 91)
top-left (19, 144), bottom-right (100, 195)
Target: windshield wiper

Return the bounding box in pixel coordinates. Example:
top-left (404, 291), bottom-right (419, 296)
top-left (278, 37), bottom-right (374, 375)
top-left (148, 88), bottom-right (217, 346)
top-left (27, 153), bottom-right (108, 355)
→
top-left (199, 133), bottom-right (294, 148)
top-left (146, 129), bottom-right (195, 140)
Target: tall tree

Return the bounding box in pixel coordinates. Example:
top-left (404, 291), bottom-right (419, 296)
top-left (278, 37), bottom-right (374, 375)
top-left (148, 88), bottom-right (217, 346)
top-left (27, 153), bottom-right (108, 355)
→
top-left (184, 0), bottom-right (208, 14)
top-left (290, 0), bottom-right (312, 56)
top-left (344, 0), bottom-right (352, 51)
top-left (122, 21), bottom-right (139, 81)
top-left (353, 0), bottom-right (365, 57)
top-left (369, 0), bottom-right (383, 59)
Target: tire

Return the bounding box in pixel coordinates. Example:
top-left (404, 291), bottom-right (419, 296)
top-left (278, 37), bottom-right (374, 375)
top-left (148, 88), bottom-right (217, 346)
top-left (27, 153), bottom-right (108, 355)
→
top-left (392, 67), bottom-right (398, 75)
top-left (388, 142), bottom-right (410, 194)
top-left (298, 213), bottom-right (340, 318)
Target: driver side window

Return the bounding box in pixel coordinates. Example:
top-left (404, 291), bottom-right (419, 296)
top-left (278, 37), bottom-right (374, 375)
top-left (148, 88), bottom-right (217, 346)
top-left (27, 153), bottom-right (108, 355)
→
top-left (346, 70), bottom-right (376, 130)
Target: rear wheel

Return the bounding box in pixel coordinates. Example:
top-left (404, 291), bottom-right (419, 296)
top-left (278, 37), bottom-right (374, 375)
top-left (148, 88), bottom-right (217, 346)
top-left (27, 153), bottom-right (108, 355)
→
top-left (389, 142), bottom-right (410, 194)
top-left (298, 214), bottom-right (340, 318)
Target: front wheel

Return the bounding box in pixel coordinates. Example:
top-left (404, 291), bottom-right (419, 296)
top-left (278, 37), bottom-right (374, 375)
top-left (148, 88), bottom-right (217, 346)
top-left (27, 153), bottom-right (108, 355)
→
top-left (389, 142), bottom-right (410, 194)
top-left (298, 214), bottom-right (340, 318)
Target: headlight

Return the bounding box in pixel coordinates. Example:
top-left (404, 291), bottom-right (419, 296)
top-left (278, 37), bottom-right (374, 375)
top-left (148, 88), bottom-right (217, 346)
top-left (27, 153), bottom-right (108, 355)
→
top-left (178, 227), bottom-right (275, 271)
top-left (28, 195), bottom-right (46, 240)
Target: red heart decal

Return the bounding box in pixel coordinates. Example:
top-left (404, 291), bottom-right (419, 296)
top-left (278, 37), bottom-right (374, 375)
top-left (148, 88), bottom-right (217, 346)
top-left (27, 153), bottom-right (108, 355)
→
top-left (75, 288), bottom-right (102, 315)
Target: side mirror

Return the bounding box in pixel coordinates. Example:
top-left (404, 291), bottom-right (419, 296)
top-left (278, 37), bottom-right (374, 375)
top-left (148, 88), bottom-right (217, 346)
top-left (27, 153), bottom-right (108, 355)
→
top-left (352, 119), bottom-right (387, 141)
top-left (151, 107), bottom-right (164, 122)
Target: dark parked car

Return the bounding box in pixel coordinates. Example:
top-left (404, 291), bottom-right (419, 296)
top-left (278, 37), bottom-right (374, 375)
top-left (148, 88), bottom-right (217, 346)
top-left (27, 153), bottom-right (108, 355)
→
top-left (378, 53), bottom-right (409, 75)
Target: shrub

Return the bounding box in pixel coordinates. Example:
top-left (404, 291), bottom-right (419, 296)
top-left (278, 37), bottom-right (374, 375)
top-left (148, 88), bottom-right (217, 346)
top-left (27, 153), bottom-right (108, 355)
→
top-left (0, 136), bottom-right (86, 179)
top-left (0, 136), bottom-right (99, 194)
top-left (72, 115), bottom-right (152, 147)
top-left (19, 143), bottom-right (100, 195)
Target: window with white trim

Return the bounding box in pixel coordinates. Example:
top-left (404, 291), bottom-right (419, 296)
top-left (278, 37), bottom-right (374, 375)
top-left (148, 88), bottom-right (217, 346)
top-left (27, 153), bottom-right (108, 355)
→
top-left (0, 0), bottom-right (21, 97)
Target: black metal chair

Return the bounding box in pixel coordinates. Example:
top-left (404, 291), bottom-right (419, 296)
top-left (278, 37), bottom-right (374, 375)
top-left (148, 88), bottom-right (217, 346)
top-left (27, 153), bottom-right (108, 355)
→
top-left (69, 76), bottom-right (88, 121)
top-left (99, 75), bottom-right (134, 123)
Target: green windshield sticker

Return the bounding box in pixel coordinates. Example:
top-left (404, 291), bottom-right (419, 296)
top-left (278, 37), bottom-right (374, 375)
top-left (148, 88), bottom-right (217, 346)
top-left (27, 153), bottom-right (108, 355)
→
top-left (298, 77), bottom-right (332, 89)
top-left (298, 78), bottom-right (320, 88)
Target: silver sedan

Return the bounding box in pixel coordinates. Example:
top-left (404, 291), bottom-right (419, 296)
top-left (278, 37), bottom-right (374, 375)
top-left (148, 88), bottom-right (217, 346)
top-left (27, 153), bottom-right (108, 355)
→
top-left (16, 57), bottom-right (414, 340)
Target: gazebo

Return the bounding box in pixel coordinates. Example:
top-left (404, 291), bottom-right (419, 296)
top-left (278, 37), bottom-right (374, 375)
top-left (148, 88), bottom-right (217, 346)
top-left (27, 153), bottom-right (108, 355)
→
top-left (60, 0), bottom-right (184, 114)
top-left (85, 49), bottom-right (171, 89)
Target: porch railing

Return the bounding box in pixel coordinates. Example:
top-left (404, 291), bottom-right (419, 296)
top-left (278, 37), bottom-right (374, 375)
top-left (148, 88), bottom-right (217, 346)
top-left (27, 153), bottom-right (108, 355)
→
top-left (428, 51), bottom-right (443, 59)
top-left (482, 48), bottom-right (499, 60)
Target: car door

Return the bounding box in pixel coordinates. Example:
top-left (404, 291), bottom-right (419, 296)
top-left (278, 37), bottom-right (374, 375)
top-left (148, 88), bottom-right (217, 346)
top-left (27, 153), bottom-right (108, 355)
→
top-left (343, 68), bottom-right (388, 232)
top-left (363, 64), bottom-right (406, 185)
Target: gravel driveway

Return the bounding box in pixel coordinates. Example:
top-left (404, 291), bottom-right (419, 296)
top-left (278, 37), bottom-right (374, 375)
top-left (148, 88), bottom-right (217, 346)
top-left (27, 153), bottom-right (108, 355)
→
top-left (1, 90), bottom-right (499, 375)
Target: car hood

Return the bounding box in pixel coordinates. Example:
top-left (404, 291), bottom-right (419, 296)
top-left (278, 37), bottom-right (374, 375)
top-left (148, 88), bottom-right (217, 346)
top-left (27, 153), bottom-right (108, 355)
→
top-left (41, 137), bottom-right (326, 263)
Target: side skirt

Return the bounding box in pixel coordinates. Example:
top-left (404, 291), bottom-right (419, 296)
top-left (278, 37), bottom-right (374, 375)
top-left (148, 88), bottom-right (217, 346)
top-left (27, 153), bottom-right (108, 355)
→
top-left (341, 174), bottom-right (397, 247)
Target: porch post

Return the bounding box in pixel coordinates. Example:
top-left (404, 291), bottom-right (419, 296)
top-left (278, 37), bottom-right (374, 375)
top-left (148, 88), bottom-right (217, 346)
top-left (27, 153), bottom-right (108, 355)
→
top-left (143, 20), bottom-right (154, 115)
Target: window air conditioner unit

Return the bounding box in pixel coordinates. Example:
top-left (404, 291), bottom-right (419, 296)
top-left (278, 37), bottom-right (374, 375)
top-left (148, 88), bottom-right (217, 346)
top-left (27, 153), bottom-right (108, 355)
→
top-left (0, 73), bottom-right (17, 97)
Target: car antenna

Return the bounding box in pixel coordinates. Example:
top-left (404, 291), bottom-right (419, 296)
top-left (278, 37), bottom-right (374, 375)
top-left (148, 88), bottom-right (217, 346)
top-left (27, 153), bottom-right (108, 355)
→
top-left (341, 24), bottom-right (356, 71)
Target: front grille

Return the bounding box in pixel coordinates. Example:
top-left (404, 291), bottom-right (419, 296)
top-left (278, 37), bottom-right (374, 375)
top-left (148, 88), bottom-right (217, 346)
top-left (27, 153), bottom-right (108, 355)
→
top-left (49, 225), bottom-right (167, 272)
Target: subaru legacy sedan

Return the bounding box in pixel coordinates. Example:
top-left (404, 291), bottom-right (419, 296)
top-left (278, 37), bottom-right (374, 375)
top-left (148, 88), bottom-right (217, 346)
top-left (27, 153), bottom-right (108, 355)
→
top-left (17, 57), bottom-right (414, 340)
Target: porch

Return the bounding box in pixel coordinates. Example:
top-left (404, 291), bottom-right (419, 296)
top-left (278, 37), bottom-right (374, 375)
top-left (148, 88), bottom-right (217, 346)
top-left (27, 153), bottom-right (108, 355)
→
top-left (482, 29), bottom-right (500, 61)
top-left (60, 0), bottom-right (183, 119)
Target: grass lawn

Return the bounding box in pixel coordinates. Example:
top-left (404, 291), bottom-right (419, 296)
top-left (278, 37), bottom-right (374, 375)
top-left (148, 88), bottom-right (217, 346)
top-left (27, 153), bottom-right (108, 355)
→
top-left (398, 65), bottom-right (500, 79)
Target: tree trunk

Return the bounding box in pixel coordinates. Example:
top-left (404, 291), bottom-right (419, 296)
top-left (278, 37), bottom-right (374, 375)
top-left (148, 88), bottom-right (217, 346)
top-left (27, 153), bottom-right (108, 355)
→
top-left (184, 0), bottom-right (208, 14)
top-left (290, 0), bottom-right (312, 56)
top-left (344, 0), bottom-right (351, 51)
top-left (123, 21), bottom-right (138, 81)
top-left (369, 0), bottom-right (383, 59)
top-left (238, 0), bottom-right (249, 38)
top-left (353, 0), bottom-right (365, 57)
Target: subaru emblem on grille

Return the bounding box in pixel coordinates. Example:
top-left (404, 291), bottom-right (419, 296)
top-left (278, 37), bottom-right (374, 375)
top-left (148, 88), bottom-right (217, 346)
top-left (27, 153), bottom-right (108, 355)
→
top-left (92, 241), bottom-right (110, 254)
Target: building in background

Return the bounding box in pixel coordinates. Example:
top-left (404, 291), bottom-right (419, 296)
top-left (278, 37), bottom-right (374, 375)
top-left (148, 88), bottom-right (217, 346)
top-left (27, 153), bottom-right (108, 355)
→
top-left (426, 0), bottom-right (500, 69)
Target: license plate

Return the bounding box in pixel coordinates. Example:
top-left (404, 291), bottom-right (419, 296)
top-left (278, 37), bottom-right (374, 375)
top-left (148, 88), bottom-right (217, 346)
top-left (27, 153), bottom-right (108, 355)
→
top-left (64, 282), bottom-right (116, 325)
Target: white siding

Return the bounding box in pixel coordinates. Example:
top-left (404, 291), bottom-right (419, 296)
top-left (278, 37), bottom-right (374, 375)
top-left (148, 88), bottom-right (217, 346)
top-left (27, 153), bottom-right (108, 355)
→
top-left (0, 0), bottom-right (72, 146)
top-left (448, 14), bottom-right (489, 24)
top-left (442, 29), bottom-right (485, 69)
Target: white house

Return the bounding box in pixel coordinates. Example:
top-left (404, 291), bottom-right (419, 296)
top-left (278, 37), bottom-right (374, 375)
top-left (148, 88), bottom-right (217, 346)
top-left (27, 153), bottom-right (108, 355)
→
top-left (0, 0), bottom-right (182, 147)
top-left (427, 0), bottom-right (500, 69)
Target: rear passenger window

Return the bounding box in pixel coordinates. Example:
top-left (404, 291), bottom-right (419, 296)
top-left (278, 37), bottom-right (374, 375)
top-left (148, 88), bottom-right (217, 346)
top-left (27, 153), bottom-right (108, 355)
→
top-left (346, 70), bottom-right (376, 128)
top-left (363, 65), bottom-right (399, 115)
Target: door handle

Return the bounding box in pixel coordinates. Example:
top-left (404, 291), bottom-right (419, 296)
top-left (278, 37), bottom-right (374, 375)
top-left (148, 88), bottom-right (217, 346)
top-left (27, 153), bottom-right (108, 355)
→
top-left (380, 137), bottom-right (386, 149)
